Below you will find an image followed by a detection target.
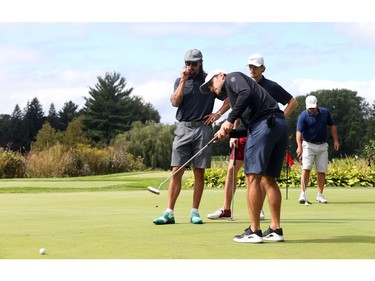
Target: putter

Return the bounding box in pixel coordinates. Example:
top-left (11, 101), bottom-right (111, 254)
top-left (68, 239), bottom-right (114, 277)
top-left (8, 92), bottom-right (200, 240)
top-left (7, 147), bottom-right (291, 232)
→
top-left (229, 145), bottom-right (236, 221)
top-left (147, 135), bottom-right (218, 195)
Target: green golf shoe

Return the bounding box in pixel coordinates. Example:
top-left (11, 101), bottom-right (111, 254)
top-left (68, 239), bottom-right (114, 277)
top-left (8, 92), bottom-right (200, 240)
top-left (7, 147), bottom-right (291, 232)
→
top-left (153, 212), bottom-right (175, 225)
top-left (190, 212), bottom-right (203, 224)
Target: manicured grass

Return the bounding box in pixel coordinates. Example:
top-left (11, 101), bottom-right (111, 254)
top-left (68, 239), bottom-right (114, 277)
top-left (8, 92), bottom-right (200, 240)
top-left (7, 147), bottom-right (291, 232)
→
top-left (0, 171), bottom-right (373, 279)
top-left (0, 171), bottom-right (374, 259)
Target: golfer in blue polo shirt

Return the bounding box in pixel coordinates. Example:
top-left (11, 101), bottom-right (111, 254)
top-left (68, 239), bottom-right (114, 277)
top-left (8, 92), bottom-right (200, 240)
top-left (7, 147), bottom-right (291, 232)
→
top-left (296, 95), bottom-right (340, 204)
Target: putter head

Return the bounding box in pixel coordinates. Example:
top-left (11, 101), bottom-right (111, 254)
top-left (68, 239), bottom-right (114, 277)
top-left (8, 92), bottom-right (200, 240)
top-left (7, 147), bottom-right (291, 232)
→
top-left (147, 186), bottom-right (160, 195)
top-left (228, 217), bottom-right (235, 221)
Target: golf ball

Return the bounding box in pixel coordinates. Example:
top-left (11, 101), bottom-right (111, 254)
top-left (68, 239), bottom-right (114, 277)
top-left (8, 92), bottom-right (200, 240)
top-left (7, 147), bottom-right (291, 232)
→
top-left (39, 248), bottom-right (46, 255)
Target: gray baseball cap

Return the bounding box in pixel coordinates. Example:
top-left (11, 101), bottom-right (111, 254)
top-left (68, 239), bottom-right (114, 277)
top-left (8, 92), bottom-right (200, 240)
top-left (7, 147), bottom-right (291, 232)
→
top-left (184, 49), bottom-right (203, 62)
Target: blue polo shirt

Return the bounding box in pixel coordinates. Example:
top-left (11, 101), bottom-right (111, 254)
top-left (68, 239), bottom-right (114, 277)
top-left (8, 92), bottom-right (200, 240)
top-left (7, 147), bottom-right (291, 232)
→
top-left (296, 107), bottom-right (335, 143)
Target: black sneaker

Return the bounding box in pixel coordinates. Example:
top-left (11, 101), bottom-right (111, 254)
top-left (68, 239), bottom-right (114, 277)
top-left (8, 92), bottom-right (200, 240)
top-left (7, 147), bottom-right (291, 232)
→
top-left (233, 227), bottom-right (263, 243)
top-left (262, 227), bottom-right (284, 242)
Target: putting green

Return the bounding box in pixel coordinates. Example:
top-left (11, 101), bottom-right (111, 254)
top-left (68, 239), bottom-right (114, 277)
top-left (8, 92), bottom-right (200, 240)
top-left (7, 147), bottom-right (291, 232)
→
top-left (0, 188), bottom-right (374, 259)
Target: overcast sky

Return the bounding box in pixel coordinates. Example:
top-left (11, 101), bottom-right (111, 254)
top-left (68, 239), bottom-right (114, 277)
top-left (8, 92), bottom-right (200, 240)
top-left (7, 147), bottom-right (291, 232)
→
top-left (1, 2), bottom-right (374, 125)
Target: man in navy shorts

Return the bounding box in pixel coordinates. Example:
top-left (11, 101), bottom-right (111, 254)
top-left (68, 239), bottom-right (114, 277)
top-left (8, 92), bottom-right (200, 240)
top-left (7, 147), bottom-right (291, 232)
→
top-left (207, 54), bottom-right (297, 221)
top-left (201, 69), bottom-right (288, 243)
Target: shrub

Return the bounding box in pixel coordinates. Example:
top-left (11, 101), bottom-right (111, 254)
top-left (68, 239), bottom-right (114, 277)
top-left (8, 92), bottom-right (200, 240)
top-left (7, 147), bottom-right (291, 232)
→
top-left (184, 157), bottom-right (375, 189)
top-left (0, 148), bottom-right (26, 178)
top-left (25, 143), bottom-right (145, 178)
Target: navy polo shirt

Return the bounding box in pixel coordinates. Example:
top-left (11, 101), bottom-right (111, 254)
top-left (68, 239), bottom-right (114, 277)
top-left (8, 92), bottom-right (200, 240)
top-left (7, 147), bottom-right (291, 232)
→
top-left (236, 76), bottom-right (293, 130)
top-left (174, 75), bottom-right (222, 122)
top-left (223, 72), bottom-right (282, 127)
top-left (296, 107), bottom-right (335, 143)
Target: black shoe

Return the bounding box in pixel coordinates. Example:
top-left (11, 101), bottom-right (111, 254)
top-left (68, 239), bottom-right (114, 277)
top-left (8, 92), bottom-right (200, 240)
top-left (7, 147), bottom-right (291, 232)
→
top-left (233, 227), bottom-right (263, 243)
top-left (262, 227), bottom-right (284, 242)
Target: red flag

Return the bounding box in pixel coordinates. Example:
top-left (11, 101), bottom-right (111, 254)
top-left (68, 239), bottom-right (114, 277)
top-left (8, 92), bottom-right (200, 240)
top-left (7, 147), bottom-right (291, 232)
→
top-left (286, 151), bottom-right (294, 167)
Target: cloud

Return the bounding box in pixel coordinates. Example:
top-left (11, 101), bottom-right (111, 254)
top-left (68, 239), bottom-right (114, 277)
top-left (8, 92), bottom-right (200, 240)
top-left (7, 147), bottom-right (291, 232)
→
top-left (131, 80), bottom-right (176, 124)
top-left (289, 77), bottom-right (375, 105)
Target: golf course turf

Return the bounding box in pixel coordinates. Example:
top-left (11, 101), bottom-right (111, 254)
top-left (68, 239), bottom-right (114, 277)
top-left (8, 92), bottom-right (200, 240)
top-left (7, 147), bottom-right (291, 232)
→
top-left (0, 171), bottom-right (373, 279)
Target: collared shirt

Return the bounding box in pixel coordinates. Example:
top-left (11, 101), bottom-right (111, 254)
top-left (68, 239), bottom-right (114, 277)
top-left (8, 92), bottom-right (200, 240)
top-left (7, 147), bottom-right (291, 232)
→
top-left (223, 72), bottom-right (283, 127)
top-left (237, 76), bottom-right (293, 130)
top-left (174, 75), bottom-right (222, 122)
top-left (296, 107), bottom-right (335, 143)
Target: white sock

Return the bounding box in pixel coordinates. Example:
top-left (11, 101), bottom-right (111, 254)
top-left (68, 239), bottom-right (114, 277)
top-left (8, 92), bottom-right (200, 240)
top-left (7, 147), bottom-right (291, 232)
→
top-left (191, 208), bottom-right (199, 214)
top-left (166, 208), bottom-right (173, 215)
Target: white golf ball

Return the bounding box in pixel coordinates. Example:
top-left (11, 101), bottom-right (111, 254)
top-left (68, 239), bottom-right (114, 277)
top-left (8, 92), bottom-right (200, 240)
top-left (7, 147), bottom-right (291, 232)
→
top-left (39, 248), bottom-right (46, 255)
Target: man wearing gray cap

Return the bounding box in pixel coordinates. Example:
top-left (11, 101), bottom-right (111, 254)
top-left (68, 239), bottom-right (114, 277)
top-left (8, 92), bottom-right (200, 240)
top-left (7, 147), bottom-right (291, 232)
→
top-left (200, 69), bottom-right (288, 243)
top-left (153, 49), bottom-right (229, 225)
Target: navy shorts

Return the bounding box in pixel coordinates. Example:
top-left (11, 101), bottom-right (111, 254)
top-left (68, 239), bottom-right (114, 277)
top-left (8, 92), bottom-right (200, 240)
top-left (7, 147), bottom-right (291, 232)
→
top-left (244, 117), bottom-right (288, 177)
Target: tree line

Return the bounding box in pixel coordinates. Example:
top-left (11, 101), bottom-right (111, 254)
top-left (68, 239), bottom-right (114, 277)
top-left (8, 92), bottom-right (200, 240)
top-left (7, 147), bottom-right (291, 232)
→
top-left (1, 71), bottom-right (374, 171)
top-left (0, 72), bottom-right (160, 153)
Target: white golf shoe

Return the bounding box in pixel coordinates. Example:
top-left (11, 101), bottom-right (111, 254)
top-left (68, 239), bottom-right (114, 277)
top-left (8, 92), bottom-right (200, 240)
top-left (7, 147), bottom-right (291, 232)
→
top-left (298, 192), bottom-right (307, 204)
top-left (316, 193), bottom-right (328, 203)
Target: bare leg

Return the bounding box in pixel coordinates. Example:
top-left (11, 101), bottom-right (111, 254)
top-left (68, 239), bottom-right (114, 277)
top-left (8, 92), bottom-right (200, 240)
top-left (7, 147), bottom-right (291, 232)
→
top-left (223, 160), bottom-right (244, 209)
top-left (246, 174), bottom-right (262, 231)
top-left (259, 178), bottom-right (267, 210)
top-left (192, 167), bottom-right (205, 209)
top-left (262, 176), bottom-right (281, 230)
top-left (167, 167), bottom-right (185, 210)
top-left (301, 169), bottom-right (311, 191)
top-left (317, 172), bottom-right (326, 194)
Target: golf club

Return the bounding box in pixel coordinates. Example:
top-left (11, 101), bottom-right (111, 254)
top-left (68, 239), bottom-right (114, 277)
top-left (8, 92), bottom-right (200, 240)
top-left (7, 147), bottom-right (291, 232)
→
top-left (147, 135), bottom-right (218, 195)
top-left (229, 145), bottom-right (236, 221)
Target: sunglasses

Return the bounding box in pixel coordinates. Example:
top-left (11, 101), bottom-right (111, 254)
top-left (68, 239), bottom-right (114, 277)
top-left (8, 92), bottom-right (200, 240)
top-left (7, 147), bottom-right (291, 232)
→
top-left (185, 61), bottom-right (199, 67)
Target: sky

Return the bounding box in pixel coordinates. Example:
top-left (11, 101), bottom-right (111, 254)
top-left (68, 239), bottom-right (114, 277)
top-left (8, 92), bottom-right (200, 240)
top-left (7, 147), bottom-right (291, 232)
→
top-left (1, 2), bottom-right (374, 126)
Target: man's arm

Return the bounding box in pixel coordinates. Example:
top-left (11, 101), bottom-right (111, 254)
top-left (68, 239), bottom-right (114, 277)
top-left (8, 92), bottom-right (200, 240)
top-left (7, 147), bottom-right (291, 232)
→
top-left (283, 97), bottom-right (298, 118)
top-left (329, 125), bottom-right (340, 151)
top-left (170, 79), bottom-right (185, 107)
top-left (296, 131), bottom-right (303, 162)
top-left (204, 97), bottom-right (230, 125)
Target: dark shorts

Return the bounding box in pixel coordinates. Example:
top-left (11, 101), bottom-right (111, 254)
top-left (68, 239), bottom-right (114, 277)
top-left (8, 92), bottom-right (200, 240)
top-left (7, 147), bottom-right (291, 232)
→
top-left (171, 122), bottom-right (214, 169)
top-left (244, 117), bottom-right (288, 177)
top-left (229, 137), bottom-right (247, 161)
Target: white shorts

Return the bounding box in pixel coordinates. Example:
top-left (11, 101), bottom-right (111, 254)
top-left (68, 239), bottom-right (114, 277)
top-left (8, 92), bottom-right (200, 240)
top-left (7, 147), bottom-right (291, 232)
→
top-left (302, 141), bottom-right (329, 173)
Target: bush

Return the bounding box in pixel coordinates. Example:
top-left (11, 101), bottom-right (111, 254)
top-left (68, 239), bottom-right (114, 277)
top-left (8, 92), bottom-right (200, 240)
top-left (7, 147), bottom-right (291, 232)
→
top-left (184, 157), bottom-right (375, 189)
top-left (25, 143), bottom-right (145, 178)
top-left (0, 148), bottom-right (26, 178)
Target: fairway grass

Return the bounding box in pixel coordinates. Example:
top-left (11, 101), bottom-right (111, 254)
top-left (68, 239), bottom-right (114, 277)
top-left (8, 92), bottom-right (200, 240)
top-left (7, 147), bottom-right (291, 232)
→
top-left (0, 185), bottom-right (374, 259)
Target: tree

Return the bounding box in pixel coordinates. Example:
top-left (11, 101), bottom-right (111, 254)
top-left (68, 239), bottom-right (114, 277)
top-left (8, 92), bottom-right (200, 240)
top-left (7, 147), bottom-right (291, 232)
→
top-left (114, 121), bottom-right (174, 169)
top-left (0, 114), bottom-right (12, 148)
top-left (31, 122), bottom-right (62, 151)
top-left (365, 100), bottom-right (375, 143)
top-left (82, 71), bottom-right (160, 146)
top-left (47, 103), bottom-right (59, 130)
top-left (22, 98), bottom-right (45, 151)
top-left (57, 101), bottom-right (80, 131)
top-left (8, 105), bottom-right (25, 151)
top-left (62, 117), bottom-right (90, 147)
